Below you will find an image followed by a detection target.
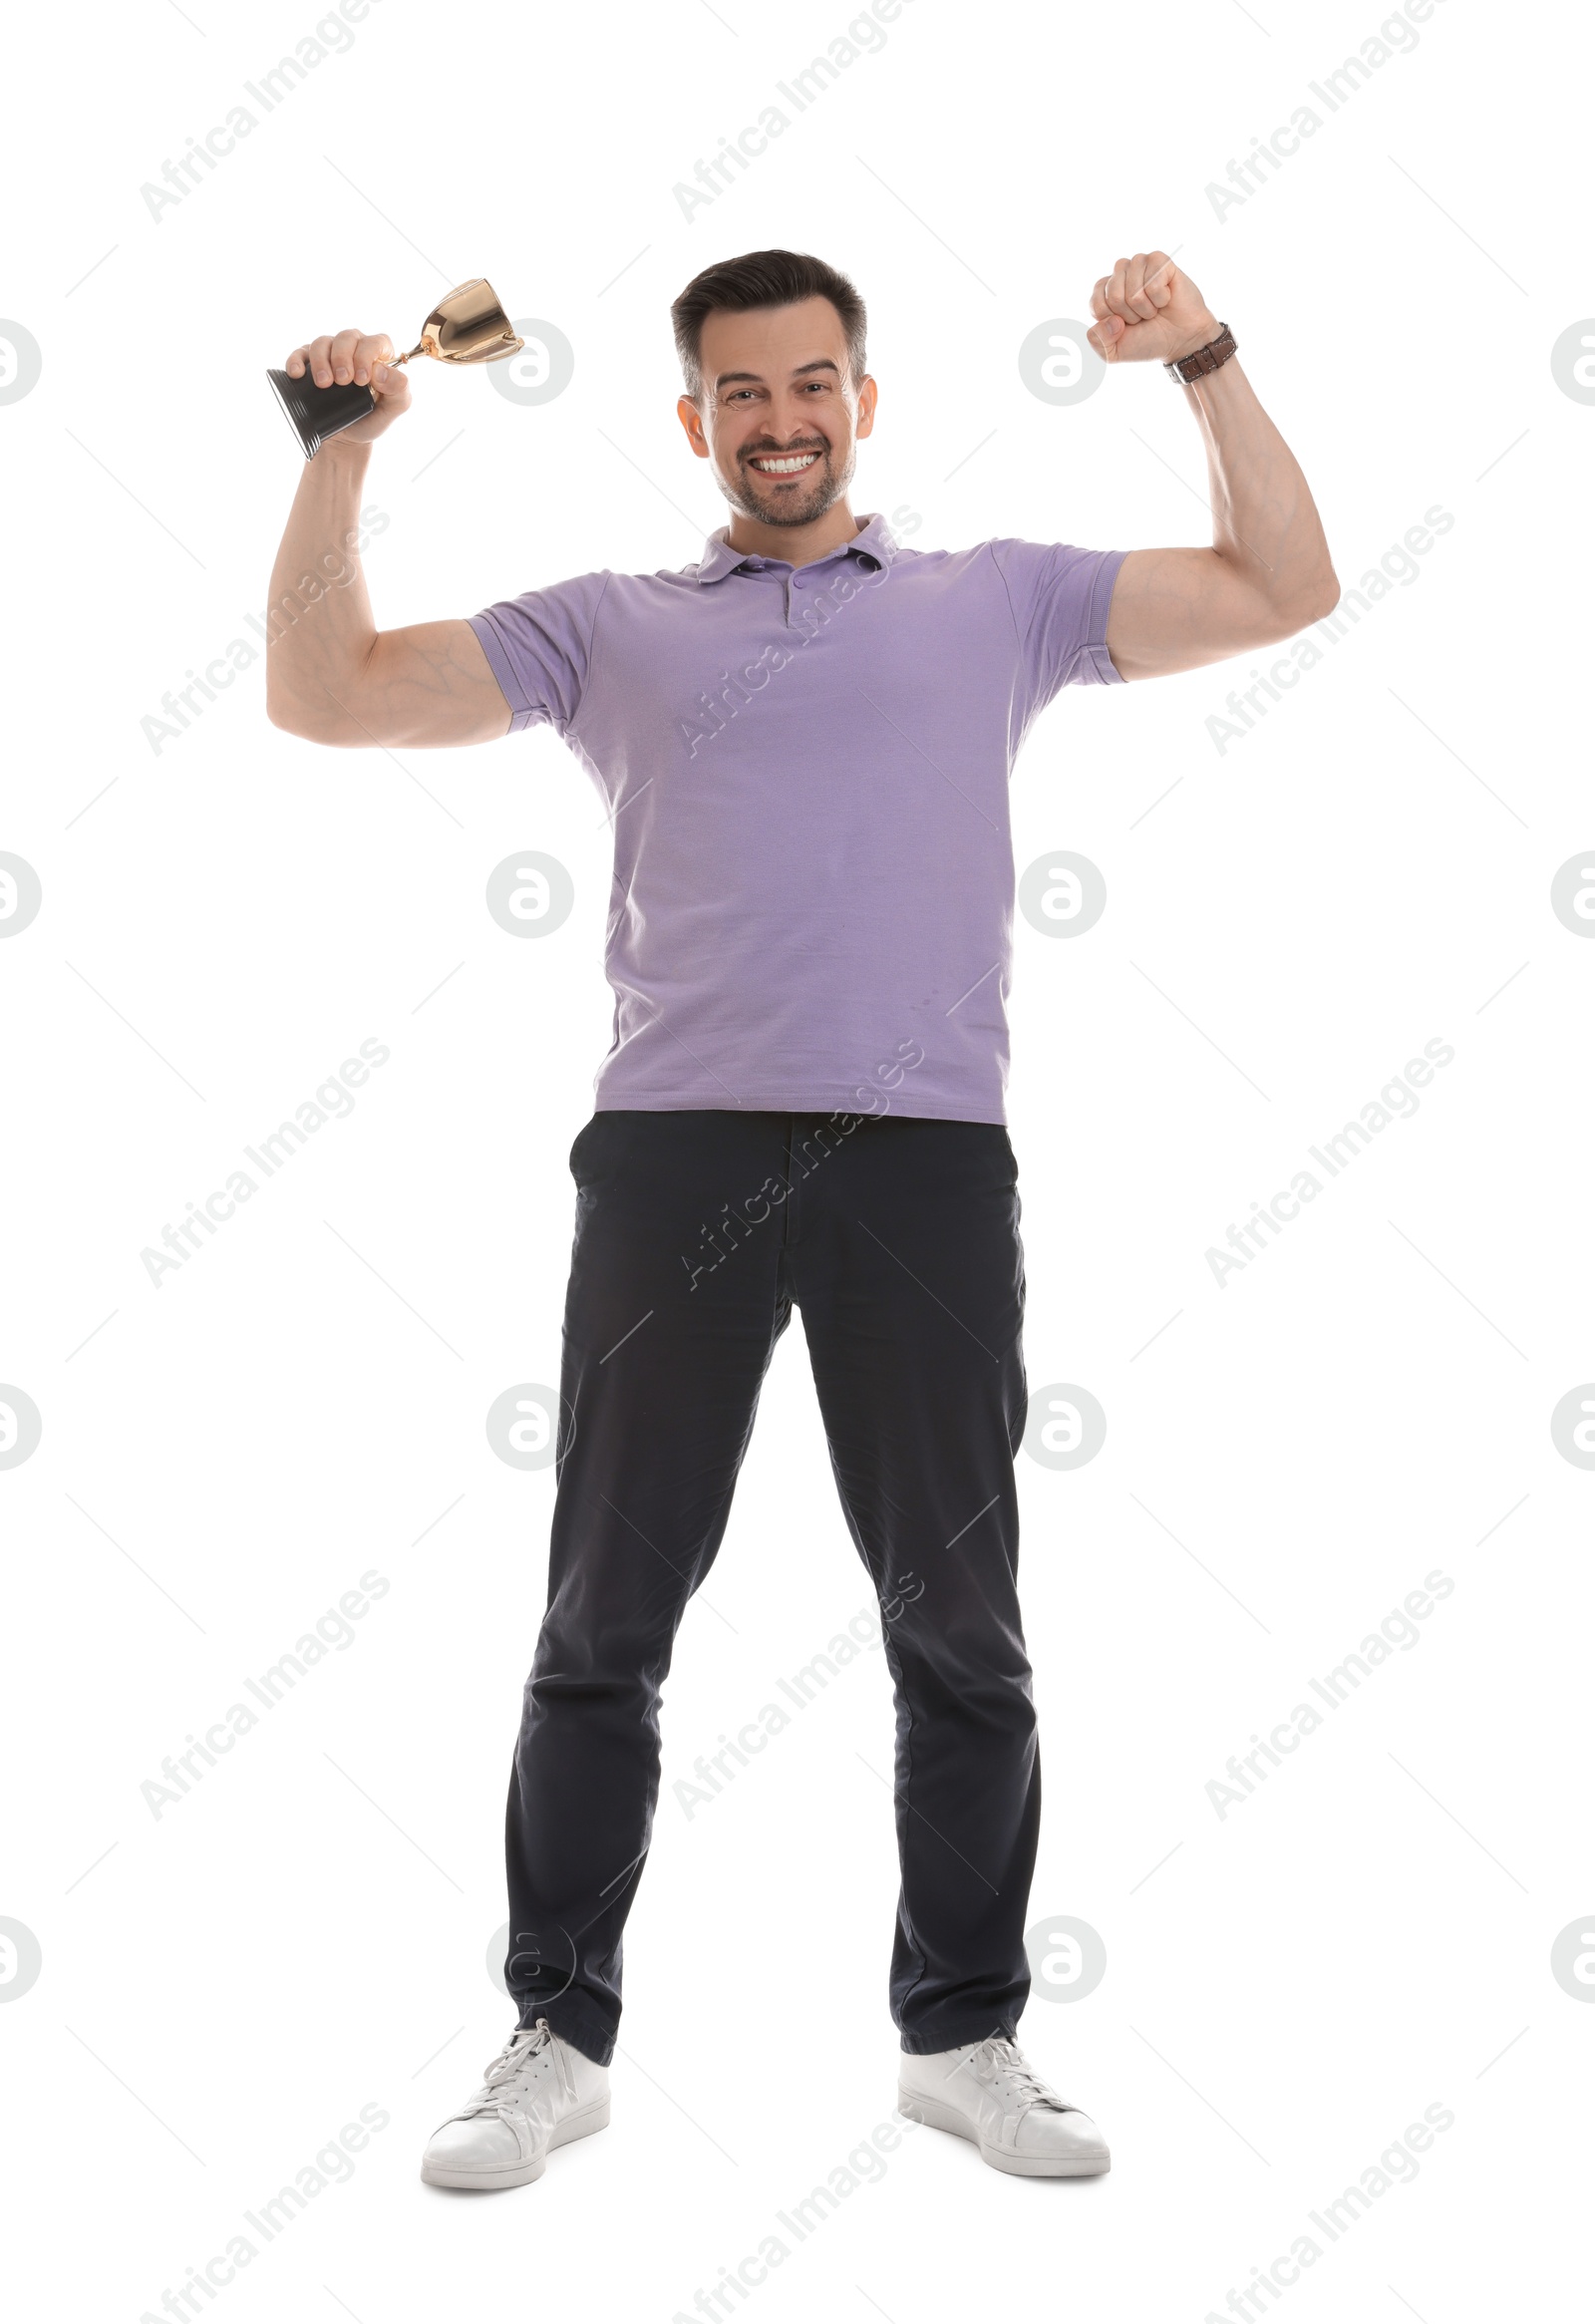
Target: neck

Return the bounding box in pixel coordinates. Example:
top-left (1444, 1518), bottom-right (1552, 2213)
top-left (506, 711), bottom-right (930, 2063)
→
top-left (725, 499), bottom-right (864, 568)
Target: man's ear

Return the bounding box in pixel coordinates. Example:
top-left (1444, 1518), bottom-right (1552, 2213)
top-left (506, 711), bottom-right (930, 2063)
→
top-left (854, 376), bottom-right (878, 441)
top-left (677, 395), bottom-right (711, 459)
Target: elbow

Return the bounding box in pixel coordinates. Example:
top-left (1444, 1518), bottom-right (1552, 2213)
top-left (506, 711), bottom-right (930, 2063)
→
top-left (265, 686), bottom-right (350, 745)
top-left (1301, 566), bottom-right (1341, 625)
top-left (264, 663), bottom-right (311, 737)
top-left (1264, 566), bottom-right (1339, 643)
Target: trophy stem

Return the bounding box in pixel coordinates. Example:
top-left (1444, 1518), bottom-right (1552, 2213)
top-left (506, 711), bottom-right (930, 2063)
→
top-left (390, 342), bottom-right (427, 366)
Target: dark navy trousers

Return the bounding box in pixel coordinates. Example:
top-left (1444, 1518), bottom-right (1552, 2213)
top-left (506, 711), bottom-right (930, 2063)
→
top-left (504, 1108), bottom-right (1040, 2063)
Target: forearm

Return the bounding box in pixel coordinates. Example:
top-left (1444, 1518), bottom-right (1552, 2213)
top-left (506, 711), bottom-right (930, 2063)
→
top-left (1177, 342), bottom-right (1336, 625)
top-left (263, 439), bottom-right (379, 744)
top-left (1089, 256), bottom-right (1340, 677)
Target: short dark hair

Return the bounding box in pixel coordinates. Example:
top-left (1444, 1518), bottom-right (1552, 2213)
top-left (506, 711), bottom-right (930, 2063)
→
top-left (670, 248), bottom-right (867, 404)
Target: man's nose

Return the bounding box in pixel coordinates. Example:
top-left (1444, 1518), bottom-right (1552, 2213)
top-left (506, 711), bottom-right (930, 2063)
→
top-left (767, 404), bottom-right (826, 442)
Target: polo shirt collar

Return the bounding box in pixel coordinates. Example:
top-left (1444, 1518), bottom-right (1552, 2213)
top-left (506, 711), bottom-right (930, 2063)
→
top-left (694, 507), bottom-right (897, 585)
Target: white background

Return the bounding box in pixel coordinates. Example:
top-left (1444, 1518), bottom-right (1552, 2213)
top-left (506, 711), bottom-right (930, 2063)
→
top-left (2, 0), bottom-right (1591, 2317)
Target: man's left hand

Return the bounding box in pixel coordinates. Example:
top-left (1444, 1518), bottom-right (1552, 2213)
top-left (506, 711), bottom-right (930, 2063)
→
top-left (1087, 253), bottom-right (1220, 367)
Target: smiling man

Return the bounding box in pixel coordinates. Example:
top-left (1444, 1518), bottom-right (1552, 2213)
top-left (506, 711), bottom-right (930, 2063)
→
top-left (266, 247), bottom-right (1336, 2193)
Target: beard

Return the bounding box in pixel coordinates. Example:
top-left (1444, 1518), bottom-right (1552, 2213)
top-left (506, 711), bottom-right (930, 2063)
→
top-left (718, 436), bottom-right (855, 528)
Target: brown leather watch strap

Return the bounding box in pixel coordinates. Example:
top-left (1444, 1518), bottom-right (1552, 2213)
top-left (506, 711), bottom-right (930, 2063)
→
top-left (1164, 321), bottom-right (1238, 385)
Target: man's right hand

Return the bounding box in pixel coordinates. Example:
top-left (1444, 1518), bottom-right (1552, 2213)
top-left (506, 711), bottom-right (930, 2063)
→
top-left (267, 322), bottom-right (511, 748)
top-left (283, 329), bottom-right (412, 444)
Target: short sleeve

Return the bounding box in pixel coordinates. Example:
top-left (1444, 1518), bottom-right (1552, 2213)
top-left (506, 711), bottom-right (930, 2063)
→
top-left (989, 539), bottom-right (1127, 717)
top-left (467, 569), bottom-right (612, 734)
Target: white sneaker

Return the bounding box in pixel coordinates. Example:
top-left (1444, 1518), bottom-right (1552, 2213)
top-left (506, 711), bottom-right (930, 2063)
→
top-left (421, 2018), bottom-right (610, 2189)
top-left (898, 2034), bottom-right (1111, 2177)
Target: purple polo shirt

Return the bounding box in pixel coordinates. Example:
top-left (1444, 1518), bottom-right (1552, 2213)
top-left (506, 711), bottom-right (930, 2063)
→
top-left (468, 510), bottom-right (1124, 1125)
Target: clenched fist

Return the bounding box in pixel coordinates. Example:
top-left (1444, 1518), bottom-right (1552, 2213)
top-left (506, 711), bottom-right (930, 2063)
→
top-left (282, 328), bottom-right (412, 443)
top-left (1087, 254), bottom-right (1221, 368)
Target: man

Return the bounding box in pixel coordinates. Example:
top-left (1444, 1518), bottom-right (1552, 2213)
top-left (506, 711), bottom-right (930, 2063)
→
top-left (266, 247), bottom-right (1336, 2190)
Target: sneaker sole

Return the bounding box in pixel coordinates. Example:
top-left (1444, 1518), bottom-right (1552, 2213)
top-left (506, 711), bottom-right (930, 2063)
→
top-left (896, 2090), bottom-right (1111, 2177)
top-left (421, 2096), bottom-right (611, 2190)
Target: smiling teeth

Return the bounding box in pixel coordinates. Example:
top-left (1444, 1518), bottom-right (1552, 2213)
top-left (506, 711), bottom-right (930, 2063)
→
top-left (752, 453), bottom-right (818, 472)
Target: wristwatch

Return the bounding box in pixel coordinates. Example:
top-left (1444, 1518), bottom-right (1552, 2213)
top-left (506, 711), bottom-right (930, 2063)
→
top-left (1164, 321), bottom-right (1238, 385)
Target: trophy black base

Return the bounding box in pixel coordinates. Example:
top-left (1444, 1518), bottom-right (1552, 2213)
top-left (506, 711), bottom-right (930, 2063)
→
top-left (265, 365), bottom-right (376, 460)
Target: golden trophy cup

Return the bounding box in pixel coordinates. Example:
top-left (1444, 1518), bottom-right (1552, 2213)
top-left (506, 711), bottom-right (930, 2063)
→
top-left (266, 278), bottom-right (524, 458)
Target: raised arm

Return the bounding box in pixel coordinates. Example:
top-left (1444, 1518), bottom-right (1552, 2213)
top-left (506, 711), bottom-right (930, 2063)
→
top-left (263, 328), bottom-right (511, 748)
top-left (1087, 254), bottom-right (1339, 681)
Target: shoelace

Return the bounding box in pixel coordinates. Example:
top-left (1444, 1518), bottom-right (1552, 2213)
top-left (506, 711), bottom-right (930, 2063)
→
top-left (456, 2018), bottom-right (575, 2124)
top-left (964, 2035), bottom-right (1067, 2113)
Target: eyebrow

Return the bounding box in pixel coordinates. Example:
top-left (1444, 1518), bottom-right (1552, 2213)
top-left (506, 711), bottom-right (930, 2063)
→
top-left (712, 358), bottom-right (841, 391)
